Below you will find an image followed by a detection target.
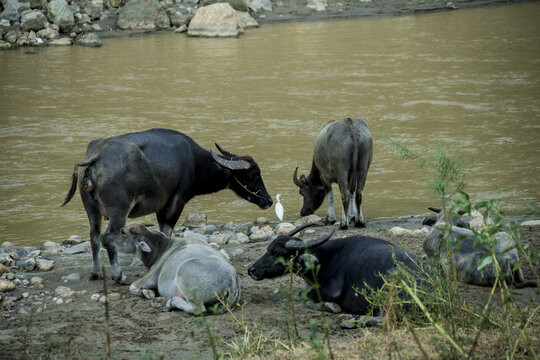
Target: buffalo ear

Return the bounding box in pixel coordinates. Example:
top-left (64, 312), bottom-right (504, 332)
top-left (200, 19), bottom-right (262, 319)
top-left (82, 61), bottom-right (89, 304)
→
top-left (138, 241), bottom-right (151, 253)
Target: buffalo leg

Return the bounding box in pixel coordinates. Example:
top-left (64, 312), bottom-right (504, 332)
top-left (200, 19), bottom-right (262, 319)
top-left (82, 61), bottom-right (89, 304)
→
top-left (354, 190), bottom-right (366, 228)
top-left (102, 216), bottom-right (131, 285)
top-left (325, 189), bottom-right (337, 224)
top-left (80, 191), bottom-right (103, 280)
top-left (157, 196), bottom-right (186, 237)
top-left (338, 182), bottom-right (351, 230)
top-left (348, 192), bottom-right (358, 220)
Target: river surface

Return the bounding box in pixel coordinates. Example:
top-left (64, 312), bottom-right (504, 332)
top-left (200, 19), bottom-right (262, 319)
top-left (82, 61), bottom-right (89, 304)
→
top-left (1, 3), bottom-right (539, 246)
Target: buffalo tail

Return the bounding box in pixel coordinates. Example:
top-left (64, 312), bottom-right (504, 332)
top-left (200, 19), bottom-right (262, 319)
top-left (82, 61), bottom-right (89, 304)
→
top-left (61, 157), bottom-right (98, 207)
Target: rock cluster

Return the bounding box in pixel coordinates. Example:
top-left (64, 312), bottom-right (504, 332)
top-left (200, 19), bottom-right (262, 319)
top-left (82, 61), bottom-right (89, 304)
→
top-left (0, 0), bottom-right (267, 49)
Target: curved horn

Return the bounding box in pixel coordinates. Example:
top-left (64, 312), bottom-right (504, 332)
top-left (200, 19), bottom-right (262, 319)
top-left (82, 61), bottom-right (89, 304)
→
top-left (215, 143), bottom-right (238, 157)
top-left (286, 222), bottom-right (320, 237)
top-left (428, 206), bottom-right (441, 213)
top-left (293, 166), bottom-right (303, 187)
top-left (285, 227), bottom-right (336, 250)
top-left (210, 149), bottom-right (251, 170)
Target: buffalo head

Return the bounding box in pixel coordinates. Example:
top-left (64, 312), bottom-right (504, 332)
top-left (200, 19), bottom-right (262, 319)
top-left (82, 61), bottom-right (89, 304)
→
top-left (248, 223), bottom-right (336, 281)
top-left (211, 144), bottom-right (273, 210)
top-left (293, 166), bottom-right (328, 216)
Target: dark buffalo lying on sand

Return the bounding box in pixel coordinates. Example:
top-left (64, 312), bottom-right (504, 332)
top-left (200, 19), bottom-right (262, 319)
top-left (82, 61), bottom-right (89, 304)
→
top-left (248, 223), bottom-right (426, 325)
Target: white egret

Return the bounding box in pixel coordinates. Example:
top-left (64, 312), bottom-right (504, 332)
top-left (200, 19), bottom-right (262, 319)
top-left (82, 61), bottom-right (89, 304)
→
top-left (275, 194), bottom-right (284, 221)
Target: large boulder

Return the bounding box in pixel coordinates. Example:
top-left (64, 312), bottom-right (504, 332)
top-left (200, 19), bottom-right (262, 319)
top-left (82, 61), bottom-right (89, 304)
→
top-left (21, 10), bottom-right (47, 32)
top-left (0, 0), bottom-right (30, 22)
top-left (245, 0), bottom-right (271, 12)
top-left (47, 0), bottom-right (75, 33)
top-left (118, 0), bottom-right (170, 30)
top-left (188, 3), bottom-right (239, 38)
top-left (202, 0), bottom-right (247, 11)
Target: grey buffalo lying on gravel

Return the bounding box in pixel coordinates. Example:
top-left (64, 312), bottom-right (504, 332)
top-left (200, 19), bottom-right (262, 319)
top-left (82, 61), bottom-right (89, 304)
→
top-left (248, 223), bottom-right (427, 326)
top-left (119, 224), bottom-right (241, 314)
top-left (293, 118), bottom-right (373, 230)
top-left (423, 207), bottom-right (536, 288)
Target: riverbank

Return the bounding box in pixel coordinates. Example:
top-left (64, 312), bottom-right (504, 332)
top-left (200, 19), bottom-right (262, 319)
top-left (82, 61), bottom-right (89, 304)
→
top-left (0, 0), bottom-right (533, 49)
top-left (1, 214), bottom-right (538, 359)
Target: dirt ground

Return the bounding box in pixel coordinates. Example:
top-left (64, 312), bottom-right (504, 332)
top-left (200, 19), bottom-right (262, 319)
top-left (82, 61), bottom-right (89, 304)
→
top-left (1, 216), bottom-right (538, 360)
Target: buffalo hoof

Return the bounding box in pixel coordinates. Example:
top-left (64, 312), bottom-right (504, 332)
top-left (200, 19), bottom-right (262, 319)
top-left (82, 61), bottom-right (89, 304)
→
top-left (89, 272), bottom-right (103, 281)
top-left (326, 217), bottom-right (337, 225)
top-left (339, 222), bottom-right (349, 230)
top-left (354, 221), bottom-right (366, 228)
top-left (113, 274), bottom-right (133, 285)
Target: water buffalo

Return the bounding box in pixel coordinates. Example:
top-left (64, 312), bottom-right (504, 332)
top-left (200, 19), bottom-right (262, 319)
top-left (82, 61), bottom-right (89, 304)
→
top-left (248, 223), bottom-right (426, 324)
top-left (119, 223), bottom-right (241, 314)
top-left (293, 118), bottom-right (373, 229)
top-left (423, 207), bottom-right (536, 288)
top-left (62, 128), bottom-right (273, 284)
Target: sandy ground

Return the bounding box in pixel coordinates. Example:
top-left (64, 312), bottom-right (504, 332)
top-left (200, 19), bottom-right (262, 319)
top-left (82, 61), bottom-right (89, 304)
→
top-left (1, 216), bottom-right (538, 359)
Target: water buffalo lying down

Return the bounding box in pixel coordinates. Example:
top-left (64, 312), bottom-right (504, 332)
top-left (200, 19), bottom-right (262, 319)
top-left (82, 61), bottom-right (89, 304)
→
top-left (248, 223), bottom-right (426, 325)
top-left (293, 118), bottom-right (373, 229)
top-left (62, 128), bottom-right (273, 284)
top-left (119, 223), bottom-right (241, 314)
top-left (423, 207), bottom-right (537, 288)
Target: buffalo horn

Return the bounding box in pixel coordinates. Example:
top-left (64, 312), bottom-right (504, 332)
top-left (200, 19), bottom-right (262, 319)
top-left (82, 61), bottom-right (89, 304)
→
top-left (293, 166), bottom-right (305, 187)
top-left (210, 149), bottom-right (251, 170)
top-left (428, 206), bottom-right (441, 213)
top-left (215, 143), bottom-right (238, 157)
top-left (285, 227), bottom-right (336, 250)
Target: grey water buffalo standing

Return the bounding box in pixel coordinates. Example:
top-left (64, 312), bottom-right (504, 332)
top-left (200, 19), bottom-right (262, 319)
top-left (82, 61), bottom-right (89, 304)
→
top-left (423, 207), bottom-right (536, 288)
top-left (62, 128), bottom-right (273, 284)
top-left (248, 223), bottom-right (426, 322)
top-left (293, 118), bottom-right (373, 229)
top-left (119, 224), bottom-right (241, 313)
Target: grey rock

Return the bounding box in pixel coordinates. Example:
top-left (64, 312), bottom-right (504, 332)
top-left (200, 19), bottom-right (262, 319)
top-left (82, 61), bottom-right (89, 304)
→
top-left (21, 10), bottom-right (47, 31)
top-left (42, 241), bottom-right (62, 254)
top-left (188, 3), bottom-right (240, 38)
top-left (249, 231), bottom-right (267, 242)
top-left (237, 11), bottom-right (258, 29)
top-left (228, 232), bottom-right (249, 244)
top-left (274, 222), bottom-right (295, 235)
top-left (208, 233), bottom-right (227, 245)
top-left (15, 258), bottom-right (36, 271)
top-left (77, 32), bottom-right (101, 47)
top-left (62, 242), bottom-right (89, 255)
top-left (35, 258), bottom-right (54, 272)
top-left (293, 214), bottom-right (323, 227)
top-left (118, 0), bottom-right (170, 30)
top-left (47, 0), bottom-right (75, 32)
top-left (245, 0), bottom-right (272, 12)
top-left (55, 286), bottom-right (75, 297)
top-left (49, 36), bottom-right (71, 45)
top-left (0, 279), bottom-right (16, 292)
top-left (1, 241), bottom-right (17, 253)
top-left (229, 248), bottom-right (244, 257)
top-left (0, 0), bottom-right (30, 22)
top-left (61, 273), bottom-right (83, 282)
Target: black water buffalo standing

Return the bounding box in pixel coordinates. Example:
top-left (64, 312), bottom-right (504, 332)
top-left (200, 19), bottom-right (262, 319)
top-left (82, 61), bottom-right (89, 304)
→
top-left (62, 128), bottom-right (273, 284)
top-left (248, 223), bottom-right (425, 323)
top-left (293, 118), bottom-right (373, 229)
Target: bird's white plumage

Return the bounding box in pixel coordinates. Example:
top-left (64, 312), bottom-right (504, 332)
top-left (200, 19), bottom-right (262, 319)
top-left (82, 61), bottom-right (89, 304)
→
top-left (275, 194), bottom-right (284, 221)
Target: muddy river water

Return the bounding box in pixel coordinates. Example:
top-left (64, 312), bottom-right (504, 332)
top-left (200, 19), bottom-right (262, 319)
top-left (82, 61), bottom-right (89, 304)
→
top-left (1, 3), bottom-right (539, 246)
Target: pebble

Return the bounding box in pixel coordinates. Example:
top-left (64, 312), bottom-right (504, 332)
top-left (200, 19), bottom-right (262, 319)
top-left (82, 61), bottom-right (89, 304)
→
top-left (249, 231), bottom-right (267, 242)
top-left (108, 292), bottom-right (122, 301)
top-left (42, 241), bottom-right (62, 254)
top-left (1, 241), bottom-right (17, 252)
top-left (55, 286), bottom-right (75, 297)
top-left (6, 273), bottom-right (15, 280)
top-left (36, 258), bottom-right (54, 271)
top-left (294, 214), bottom-right (323, 227)
top-left (55, 298), bottom-right (64, 305)
top-left (208, 233), bottom-right (227, 245)
top-left (0, 264), bottom-right (10, 274)
top-left (229, 233), bottom-right (249, 244)
top-left (31, 276), bottom-right (44, 285)
top-left (229, 248), bottom-right (244, 257)
top-left (389, 226), bottom-right (412, 236)
top-left (62, 243), bottom-right (89, 255)
top-left (90, 293), bottom-right (101, 302)
top-left (61, 273), bottom-right (83, 282)
top-left (255, 217), bottom-right (268, 225)
top-left (0, 279), bottom-right (15, 292)
top-left (521, 220), bottom-right (540, 226)
top-left (274, 222), bottom-right (295, 235)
